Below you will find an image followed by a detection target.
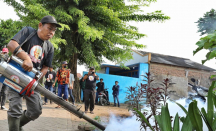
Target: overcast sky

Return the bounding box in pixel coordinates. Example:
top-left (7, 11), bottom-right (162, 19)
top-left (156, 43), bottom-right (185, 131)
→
top-left (1, 0), bottom-right (216, 74)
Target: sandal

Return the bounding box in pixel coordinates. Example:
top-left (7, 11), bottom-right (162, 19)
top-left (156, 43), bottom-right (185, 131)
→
top-left (90, 111), bottom-right (94, 114)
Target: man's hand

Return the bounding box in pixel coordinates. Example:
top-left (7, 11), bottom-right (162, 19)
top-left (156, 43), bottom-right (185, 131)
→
top-left (69, 85), bottom-right (73, 89)
top-left (22, 58), bottom-right (33, 72)
top-left (46, 78), bottom-right (49, 81)
top-left (52, 83), bottom-right (55, 87)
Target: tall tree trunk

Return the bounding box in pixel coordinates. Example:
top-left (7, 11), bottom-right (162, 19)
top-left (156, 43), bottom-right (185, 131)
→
top-left (68, 53), bottom-right (81, 102)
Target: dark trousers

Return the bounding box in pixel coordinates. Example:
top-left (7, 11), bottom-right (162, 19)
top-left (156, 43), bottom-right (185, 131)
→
top-left (68, 88), bottom-right (75, 104)
top-left (44, 84), bottom-right (53, 103)
top-left (113, 95), bottom-right (120, 107)
top-left (95, 92), bottom-right (99, 104)
top-left (84, 89), bottom-right (96, 111)
top-left (0, 84), bottom-right (8, 107)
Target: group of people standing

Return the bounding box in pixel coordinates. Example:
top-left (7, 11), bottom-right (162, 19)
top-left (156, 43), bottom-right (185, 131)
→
top-left (43, 61), bottom-right (75, 107)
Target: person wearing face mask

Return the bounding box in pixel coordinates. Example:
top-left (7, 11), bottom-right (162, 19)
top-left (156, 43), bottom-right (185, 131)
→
top-left (82, 67), bottom-right (99, 114)
top-left (53, 61), bottom-right (70, 108)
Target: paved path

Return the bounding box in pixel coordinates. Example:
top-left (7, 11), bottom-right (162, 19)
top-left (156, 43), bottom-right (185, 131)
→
top-left (0, 99), bottom-right (130, 131)
top-left (0, 101), bottom-right (84, 131)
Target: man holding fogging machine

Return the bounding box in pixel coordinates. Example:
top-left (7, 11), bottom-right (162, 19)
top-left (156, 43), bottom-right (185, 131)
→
top-left (7, 15), bottom-right (61, 131)
top-left (82, 67), bottom-right (99, 114)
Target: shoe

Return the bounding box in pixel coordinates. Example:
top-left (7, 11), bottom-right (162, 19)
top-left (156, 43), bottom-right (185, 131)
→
top-left (42, 102), bottom-right (47, 105)
top-left (90, 111), bottom-right (94, 114)
top-left (85, 111), bottom-right (88, 113)
top-left (8, 115), bottom-right (20, 131)
top-left (1, 106), bottom-right (8, 111)
top-left (20, 110), bottom-right (31, 129)
top-left (113, 105), bottom-right (116, 107)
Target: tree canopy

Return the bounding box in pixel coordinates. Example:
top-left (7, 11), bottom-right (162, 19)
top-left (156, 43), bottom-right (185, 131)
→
top-left (194, 9), bottom-right (216, 65)
top-left (0, 19), bottom-right (23, 48)
top-left (2, 0), bottom-right (170, 101)
top-left (196, 9), bottom-right (216, 36)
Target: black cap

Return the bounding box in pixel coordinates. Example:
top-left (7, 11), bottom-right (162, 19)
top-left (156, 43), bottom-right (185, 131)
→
top-left (62, 61), bottom-right (68, 65)
top-left (89, 66), bottom-right (95, 70)
top-left (40, 15), bottom-right (61, 28)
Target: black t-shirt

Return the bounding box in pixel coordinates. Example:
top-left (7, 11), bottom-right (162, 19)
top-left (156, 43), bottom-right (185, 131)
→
top-left (96, 82), bottom-right (104, 92)
top-left (12, 27), bottom-right (54, 69)
top-left (85, 74), bottom-right (97, 90)
top-left (45, 71), bottom-right (56, 86)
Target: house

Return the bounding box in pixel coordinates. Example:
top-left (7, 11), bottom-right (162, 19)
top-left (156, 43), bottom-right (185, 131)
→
top-left (133, 50), bottom-right (216, 99)
top-left (83, 50), bottom-right (216, 103)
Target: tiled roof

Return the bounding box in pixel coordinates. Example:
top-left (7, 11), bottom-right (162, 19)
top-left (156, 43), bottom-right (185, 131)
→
top-left (136, 50), bottom-right (216, 71)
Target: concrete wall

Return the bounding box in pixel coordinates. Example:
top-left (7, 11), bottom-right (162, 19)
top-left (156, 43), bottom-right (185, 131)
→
top-left (124, 51), bottom-right (148, 66)
top-left (82, 63), bottom-right (149, 103)
top-left (150, 63), bottom-right (215, 98)
top-left (82, 72), bottom-right (144, 103)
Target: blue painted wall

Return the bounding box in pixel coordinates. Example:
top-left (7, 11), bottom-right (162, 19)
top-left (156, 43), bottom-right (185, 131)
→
top-left (82, 63), bottom-right (149, 103)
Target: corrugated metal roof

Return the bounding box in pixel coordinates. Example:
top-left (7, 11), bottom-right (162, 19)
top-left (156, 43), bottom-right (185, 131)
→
top-left (136, 50), bottom-right (216, 71)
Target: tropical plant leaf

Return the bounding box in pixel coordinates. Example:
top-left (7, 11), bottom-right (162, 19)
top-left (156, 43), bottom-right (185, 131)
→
top-left (200, 107), bottom-right (213, 131)
top-left (161, 104), bottom-right (172, 131)
top-left (180, 117), bottom-right (185, 123)
top-left (155, 115), bottom-right (163, 130)
top-left (181, 114), bottom-right (193, 131)
top-left (173, 113), bottom-right (180, 131)
top-left (188, 100), bottom-right (203, 131)
top-left (210, 75), bottom-right (216, 79)
top-left (176, 102), bottom-right (188, 115)
top-left (133, 108), bottom-right (154, 131)
top-left (212, 119), bottom-right (216, 130)
top-left (207, 81), bottom-right (216, 125)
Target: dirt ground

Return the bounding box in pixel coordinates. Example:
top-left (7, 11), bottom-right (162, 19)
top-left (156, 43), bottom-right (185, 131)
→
top-left (0, 100), bottom-right (131, 131)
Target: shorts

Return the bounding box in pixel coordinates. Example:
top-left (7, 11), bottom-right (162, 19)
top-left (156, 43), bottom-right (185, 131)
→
top-left (57, 84), bottom-right (68, 99)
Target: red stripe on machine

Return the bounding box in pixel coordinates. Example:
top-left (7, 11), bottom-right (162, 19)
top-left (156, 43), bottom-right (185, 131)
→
top-left (3, 78), bottom-right (22, 92)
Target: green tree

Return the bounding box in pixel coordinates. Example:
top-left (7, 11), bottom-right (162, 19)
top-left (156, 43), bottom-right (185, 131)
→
top-left (3, 0), bottom-right (169, 101)
top-left (196, 9), bottom-right (216, 36)
top-left (0, 19), bottom-right (23, 49)
top-left (194, 9), bottom-right (216, 66)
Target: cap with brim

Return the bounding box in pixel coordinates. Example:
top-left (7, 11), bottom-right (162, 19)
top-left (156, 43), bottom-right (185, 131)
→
top-left (89, 66), bottom-right (95, 70)
top-left (2, 48), bottom-right (8, 53)
top-left (40, 15), bottom-right (61, 28)
top-left (62, 61), bottom-right (68, 65)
